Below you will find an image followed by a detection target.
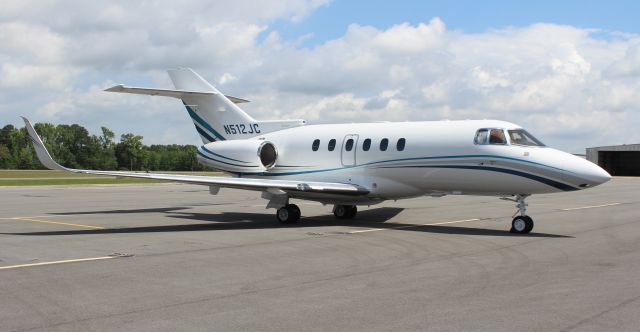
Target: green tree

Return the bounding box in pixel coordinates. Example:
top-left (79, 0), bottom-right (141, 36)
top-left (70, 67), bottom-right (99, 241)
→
top-left (116, 133), bottom-right (144, 170)
top-left (0, 125), bottom-right (17, 168)
top-left (1, 121), bottom-right (212, 171)
top-left (97, 127), bottom-right (117, 169)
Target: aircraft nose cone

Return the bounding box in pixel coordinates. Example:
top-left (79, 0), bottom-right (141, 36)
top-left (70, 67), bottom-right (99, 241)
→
top-left (580, 159), bottom-right (612, 188)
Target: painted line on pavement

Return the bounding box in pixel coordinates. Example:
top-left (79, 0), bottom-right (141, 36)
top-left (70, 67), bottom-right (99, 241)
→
top-left (9, 217), bottom-right (106, 230)
top-left (562, 203), bottom-right (621, 211)
top-left (0, 256), bottom-right (114, 270)
top-left (349, 218), bottom-right (481, 234)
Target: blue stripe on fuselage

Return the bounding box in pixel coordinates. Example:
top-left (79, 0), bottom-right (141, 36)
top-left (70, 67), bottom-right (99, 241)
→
top-left (375, 164), bottom-right (578, 191)
top-left (225, 155), bottom-right (577, 191)
top-left (200, 146), bottom-right (252, 164)
top-left (197, 151), bottom-right (260, 168)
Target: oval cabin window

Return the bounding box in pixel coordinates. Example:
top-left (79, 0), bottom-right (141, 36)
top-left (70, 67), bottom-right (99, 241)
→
top-left (380, 138), bottom-right (389, 151)
top-left (345, 138), bottom-right (354, 151)
top-left (328, 139), bottom-right (336, 151)
top-left (397, 138), bottom-right (406, 151)
top-left (363, 138), bottom-right (371, 151)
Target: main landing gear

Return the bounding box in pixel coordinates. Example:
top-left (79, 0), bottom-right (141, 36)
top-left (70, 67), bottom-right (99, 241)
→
top-left (275, 203), bottom-right (358, 224)
top-left (333, 205), bottom-right (357, 219)
top-left (503, 194), bottom-right (534, 234)
top-left (276, 204), bottom-right (301, 224)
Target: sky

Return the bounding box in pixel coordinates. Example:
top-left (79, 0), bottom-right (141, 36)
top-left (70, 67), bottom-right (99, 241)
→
top-left (1, 0), bottom-right (639, 153)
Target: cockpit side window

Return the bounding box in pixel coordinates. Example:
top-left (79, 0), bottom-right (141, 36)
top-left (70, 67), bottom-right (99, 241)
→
top-left (488, 129), bottom-right (507, 145)
top-left (474, 129), bottom-right (488, 145)
top-left (475, 128), bottom-right (508, 145)
top-left (508, 129), bottom-right (545, 146)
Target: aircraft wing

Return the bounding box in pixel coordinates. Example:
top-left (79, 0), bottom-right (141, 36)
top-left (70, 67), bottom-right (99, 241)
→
top-left (22, 117), bottom-right (368, 196)
top-left (105, 85), bottom-right (250, 104)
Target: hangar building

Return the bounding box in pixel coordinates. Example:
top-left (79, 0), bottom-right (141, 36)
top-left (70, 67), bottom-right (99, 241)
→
top-left (586, 144), bottom-right (640, 176)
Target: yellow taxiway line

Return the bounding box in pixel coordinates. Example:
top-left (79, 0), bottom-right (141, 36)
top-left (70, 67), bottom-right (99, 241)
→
top-left (0, 256), bottom-right (115, 270)
top-left (7, 217), bottom-right (106, 230)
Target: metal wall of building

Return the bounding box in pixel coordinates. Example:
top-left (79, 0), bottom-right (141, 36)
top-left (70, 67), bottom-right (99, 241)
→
top-left (586, 144), bottom-right (640, 176)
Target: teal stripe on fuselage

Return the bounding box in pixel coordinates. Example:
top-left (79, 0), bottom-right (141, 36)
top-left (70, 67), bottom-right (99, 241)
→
top-left (197, 151), bottom-right (259, 168)
top-left (181, 101), bottom-right (226, 141)
top-left (200, 146), bottom-right (252, 164)
top-left (358, 154), bottom-right (568, 173)
top-left (237, 154), bottom-right (568, 177)
top-left (223, 154), bottom-right (577, 192)
top-left (376, 164), bottom-right (578, 191)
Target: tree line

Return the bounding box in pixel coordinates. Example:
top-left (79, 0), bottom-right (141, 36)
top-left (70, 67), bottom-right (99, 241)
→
top-left (0, 123), bottom-right (211, 171)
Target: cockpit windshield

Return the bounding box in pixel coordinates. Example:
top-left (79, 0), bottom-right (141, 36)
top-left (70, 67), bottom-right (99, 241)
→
top-left (508, 129), bottom-right (545, 146)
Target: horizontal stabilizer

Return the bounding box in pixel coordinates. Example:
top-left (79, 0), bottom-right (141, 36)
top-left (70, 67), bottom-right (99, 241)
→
top-left (105, 85), bottom-right (250, 104)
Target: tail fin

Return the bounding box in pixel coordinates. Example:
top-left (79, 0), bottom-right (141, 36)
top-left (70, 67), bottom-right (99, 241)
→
top-left (106, 68), bottom-right (305, 143)
top-left (168, 68), bottom-right (256, 143)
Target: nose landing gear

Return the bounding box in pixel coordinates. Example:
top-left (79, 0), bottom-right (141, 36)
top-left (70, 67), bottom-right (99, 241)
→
top-left (502, 194), bottom-right (534, 234)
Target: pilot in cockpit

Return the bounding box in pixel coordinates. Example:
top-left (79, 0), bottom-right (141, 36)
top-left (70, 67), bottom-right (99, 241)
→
top-left (489, 129), bottom-right (507, 144)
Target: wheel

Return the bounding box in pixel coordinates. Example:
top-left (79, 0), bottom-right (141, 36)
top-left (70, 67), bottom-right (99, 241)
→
top-left (277, 204), bottom-right (301, 224)
top-left (523, 216), bottom-right (534, 233)
top-left (510, 215), bottom-right (533, 234)
top-left (345, 205), bottom-right (357, 219)
top-left (288, 204), bottom-right (301, 220)
top-left (333, 205), bottom-right (357, 219)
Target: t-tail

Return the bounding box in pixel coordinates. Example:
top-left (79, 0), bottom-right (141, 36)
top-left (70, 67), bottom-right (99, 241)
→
top-left (105, 68), bottom-right (305, 143)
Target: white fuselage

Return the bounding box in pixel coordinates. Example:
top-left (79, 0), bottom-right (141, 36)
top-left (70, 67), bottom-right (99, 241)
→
top-left (196, 120), bottom-right (611, 205)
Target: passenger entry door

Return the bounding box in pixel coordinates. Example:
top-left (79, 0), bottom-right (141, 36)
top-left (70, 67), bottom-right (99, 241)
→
top-left (341, 134), bottom-right (358, 166)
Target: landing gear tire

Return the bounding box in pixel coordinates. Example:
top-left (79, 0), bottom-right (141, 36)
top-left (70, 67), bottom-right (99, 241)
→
top-left (510, 215), bottom-right (533, 234)
top-left (333, 205), bottom-right (357, 219)
top-left (277, 204), bottom-right (301, 224)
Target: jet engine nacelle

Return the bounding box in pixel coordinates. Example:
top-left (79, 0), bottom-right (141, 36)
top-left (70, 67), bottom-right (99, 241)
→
top-left (197, 140), bottom-right (278, 173)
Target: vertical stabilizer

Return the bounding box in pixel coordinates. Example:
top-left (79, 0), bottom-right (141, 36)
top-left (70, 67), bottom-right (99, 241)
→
top-left (168, 68), bottom-right (256, 143)
top-left (105, 68), bottom-right (307, 143)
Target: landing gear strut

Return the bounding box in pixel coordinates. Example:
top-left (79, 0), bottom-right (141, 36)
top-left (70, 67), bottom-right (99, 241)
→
top-left (503, 194), bottom-right (534, 234)
top-left (333, 205), bottom-right (357, 219)
top-left (276, 204), bottom-right (301, 224)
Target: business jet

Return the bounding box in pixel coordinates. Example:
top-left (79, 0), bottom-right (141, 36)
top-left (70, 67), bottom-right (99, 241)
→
top-left (23, 68), bottom-right (612, 234)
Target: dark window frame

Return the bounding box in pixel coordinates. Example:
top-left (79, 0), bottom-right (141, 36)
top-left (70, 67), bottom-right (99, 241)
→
top-left (362, 138), bottom-right (371, 151)
top-left (345, 138), bottom-right (354, 151)
top-left (312, 139), bottom-right (320, 151)
top-left (380, 138), bottom-right (389, 151)
top-left (397, 138), bottom-right (406, 151)
top-left (328, 139), bottom-right (336, 151)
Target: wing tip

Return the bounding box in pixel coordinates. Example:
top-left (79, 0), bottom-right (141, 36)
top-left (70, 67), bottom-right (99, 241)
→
top-left (104, 84), bottom-right (125, 92)
top-left (20, 116), bottom-right (68, 172)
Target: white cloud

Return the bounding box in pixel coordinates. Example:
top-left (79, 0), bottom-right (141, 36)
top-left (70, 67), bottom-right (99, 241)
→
top-left (1, 2), bottom-right (639, 153)
top-left (371, 18), bottom-right (446, 54)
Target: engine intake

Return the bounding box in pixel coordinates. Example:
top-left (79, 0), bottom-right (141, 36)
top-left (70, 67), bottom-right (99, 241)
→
top-left (197, 140), bottom-right (278, 173)
top-left (258, 142), bottom-right (277, 169)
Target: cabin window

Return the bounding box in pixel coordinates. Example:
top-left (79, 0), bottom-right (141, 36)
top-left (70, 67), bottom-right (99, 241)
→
top-left (363, 138), bottom-right (371, 151)
top-left (508, 129), bottom-right (545, 146)
top-left (345, 138), bottom-right (354, 151)
top-left (312, 139), bottom-right (320, 151)
top-left (328, 139), bottom-right (336, 151)
top-left (397, 138), bottom-right (406, 151)
top-left (380, 138), bottom-right (389, 151)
